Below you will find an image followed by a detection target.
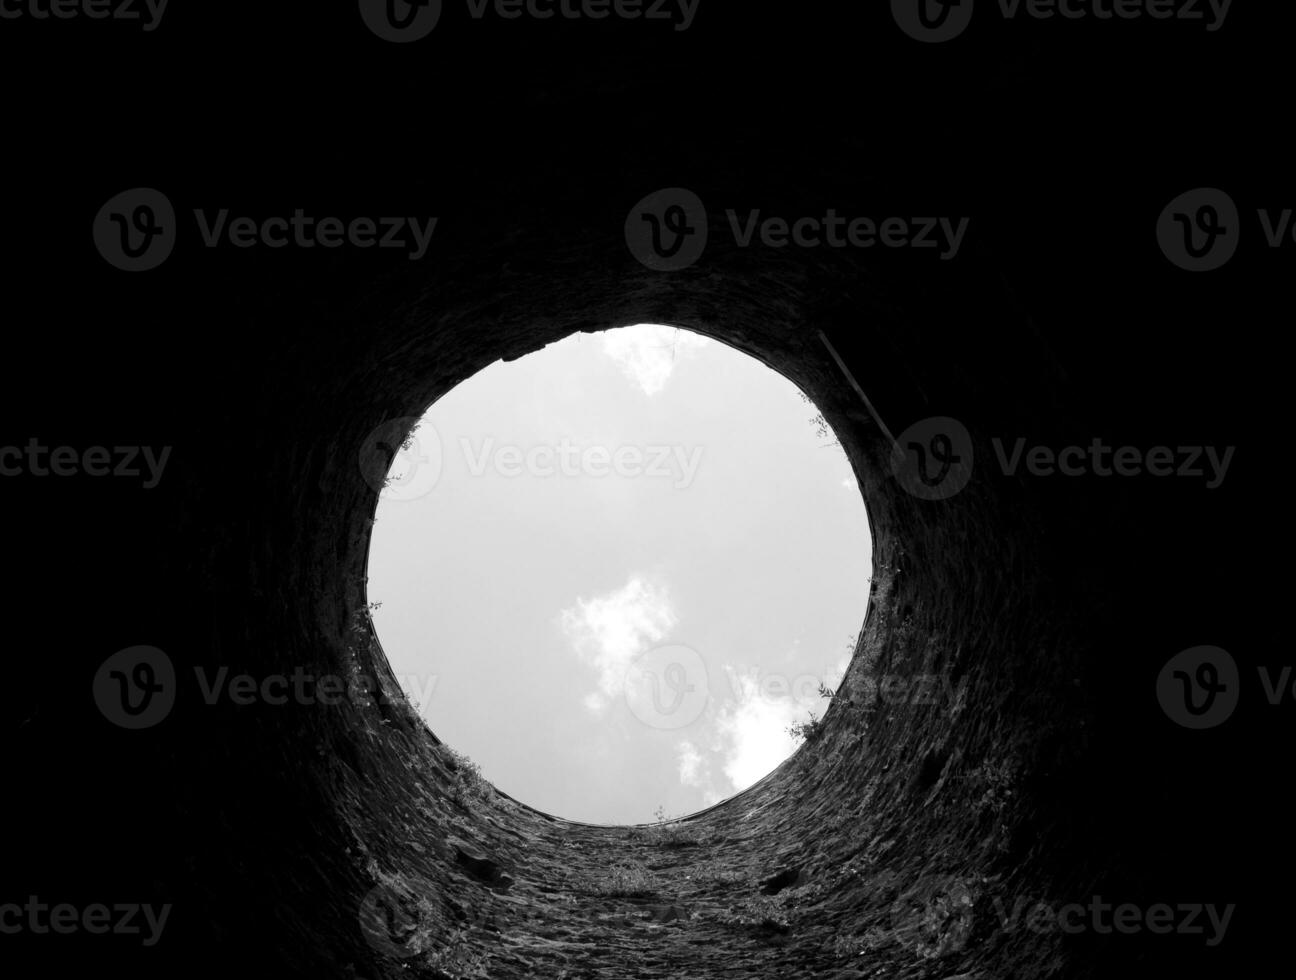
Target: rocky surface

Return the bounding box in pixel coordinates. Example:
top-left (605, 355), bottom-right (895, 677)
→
top-left (148, 221), bottom-right (1116, 978)
top-left (4, 12), bottom-right (1265, 978)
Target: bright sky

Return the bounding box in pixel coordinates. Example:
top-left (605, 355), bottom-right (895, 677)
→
top-left (367, 324), bottom-right (872, 824)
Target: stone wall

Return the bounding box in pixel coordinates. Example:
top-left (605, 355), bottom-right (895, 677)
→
top-left (4, 8), bottom-right (1267, 979)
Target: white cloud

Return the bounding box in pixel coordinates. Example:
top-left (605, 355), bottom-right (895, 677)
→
top-left (677, 740), bottom-right (705, 785)
top-left (676, 739), bottom-right (723, 806)
top-left (559, 575), bottom-right (677, 713)
top-left (713, 672), bottom-right (812, 791)
top-left (601, 324), bottom-right (709, 396)
top-left (663, 663), bottom-right (837, 801)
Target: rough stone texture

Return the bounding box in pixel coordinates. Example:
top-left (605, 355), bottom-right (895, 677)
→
top-left (4, 8), bottom-right (1271, 980)
top-left (147, 223), bottom-right (1134, 979)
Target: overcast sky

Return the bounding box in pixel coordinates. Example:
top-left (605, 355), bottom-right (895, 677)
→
top-left (368, 324), bottom-right (872, 824)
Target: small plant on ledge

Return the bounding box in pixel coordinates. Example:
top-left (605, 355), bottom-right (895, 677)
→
top-left (445, 747), bottom-right (489, 805)
top-left (594, 861), bottom-right (657, 898)
top-left (786, 712), bottom-right (824, 742)
top-left (624, 805), bottom-right (708, 847)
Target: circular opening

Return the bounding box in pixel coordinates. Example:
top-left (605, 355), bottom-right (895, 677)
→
top-left (366, 324), bottom-right (873, 824)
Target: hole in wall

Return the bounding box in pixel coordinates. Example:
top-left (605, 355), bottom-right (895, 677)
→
top-left (364, 323), bottom-right (874, 823)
